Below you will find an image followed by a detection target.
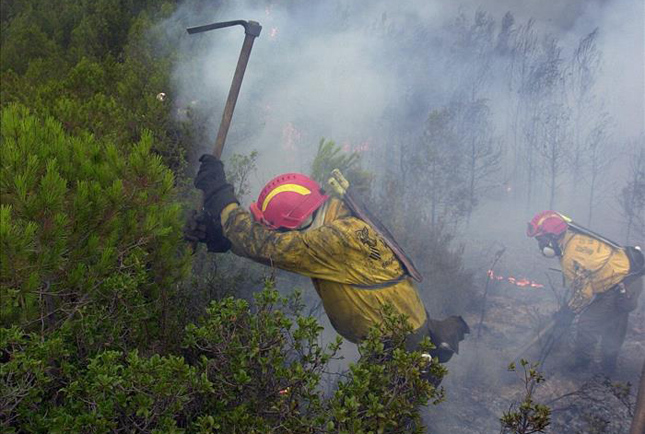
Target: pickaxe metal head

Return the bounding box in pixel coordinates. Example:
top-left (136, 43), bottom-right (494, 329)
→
top-left (187, 20), bottom-right (262, 37)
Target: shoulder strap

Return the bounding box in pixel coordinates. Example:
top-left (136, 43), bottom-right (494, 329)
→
top-left (561, 217), bottom-right (622, 249)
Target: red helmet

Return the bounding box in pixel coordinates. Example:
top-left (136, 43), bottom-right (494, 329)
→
top-left (249, 173), bottom-right (329, 230)
top-left (526, 210), bottom-right (568, 238)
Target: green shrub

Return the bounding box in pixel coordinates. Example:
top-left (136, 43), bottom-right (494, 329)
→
top-left (2, 281), bottom-right (444, 433)
top-left (310, 138), bottom-right (373, 194)
top-left (0, 103), bottom-right (188, 349)
top-left (1, 1), bottom-right (190, 171)
top-left (500, 360), bottom-right (551, 434)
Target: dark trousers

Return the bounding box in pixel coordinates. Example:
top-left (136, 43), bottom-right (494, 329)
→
top-left (574, 289), bottom-right (629, 373)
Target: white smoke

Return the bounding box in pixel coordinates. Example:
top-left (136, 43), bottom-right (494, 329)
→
top-left (169, 0), bottom-right (642, 184)
top-left (166, 3), bottom-right (645, 430)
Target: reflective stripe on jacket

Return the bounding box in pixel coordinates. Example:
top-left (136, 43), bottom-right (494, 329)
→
top-left (559, 230), bottom-right (631, 312)
top-left (222, 198), bottom-right (427, 343)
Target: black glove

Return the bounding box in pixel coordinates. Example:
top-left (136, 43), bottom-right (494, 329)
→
top-left (616, 283), bottom-right (639, 313)
top-left (184, 209), bottom-right (232, 253)
top-left (552, 305), bottom-right (575, 327)
top-left (194, 154), bottom-right (239, 218)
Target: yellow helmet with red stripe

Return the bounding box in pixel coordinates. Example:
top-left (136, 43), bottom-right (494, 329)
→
top-left (249, 173), bottom-right (329, 230)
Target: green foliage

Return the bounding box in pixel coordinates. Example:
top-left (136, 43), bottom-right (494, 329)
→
top-left (0, 104), bottom-right (188, 348)
top-left (0, 0), bottom-right (171, 71)
top-left (1, 0), bottom-right (191, 171)
top-left (1, 326), bottom-right (206, 433)
top-left (227, 150), bottom-right (259, 200)
top-left (0, 326), bottom-right (72, 430)
top-left (52, 350), bottom-right (206, 432)
top-left (183, 281), bottom-right (338, 432)
top-left (310, 138), bottom-right (372, 194)
top-left (2, 281), bottom-right (443, 433)
top-left (0, 14), bottom-right (63, 75)
top-left (500, 360), bottom-right (551, 434)
top-left (330, 303), bottom-right (445, 434)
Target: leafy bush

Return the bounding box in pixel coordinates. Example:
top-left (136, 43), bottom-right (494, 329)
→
top-left (1, 327), bottom-right (207, 432)
top-left (310, 138), bottom-right (373, 194)
top-left (0, 103), bottom-right (188, 349)
top-left (500, 360), bottom-right (551, 434)
top-left (1, 1), bottom-right (190, 171)
top-left (2, 282), bottom-right (443, 433)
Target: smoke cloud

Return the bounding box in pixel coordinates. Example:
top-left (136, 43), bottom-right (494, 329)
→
top-left (169, 0), bottom-right (642, 199)
top-left (166, 1), bottom-right (644, 430)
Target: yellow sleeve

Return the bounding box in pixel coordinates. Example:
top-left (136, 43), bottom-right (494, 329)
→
top-left (222, 206), bottom-right (352, 282)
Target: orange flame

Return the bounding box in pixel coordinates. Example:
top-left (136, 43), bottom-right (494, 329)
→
top-left (487, 270), bottom-right (544, 289)
top-left (341, 140), bottom-right (371, 153)
top-left (355, 141), bottom-right (370, 153)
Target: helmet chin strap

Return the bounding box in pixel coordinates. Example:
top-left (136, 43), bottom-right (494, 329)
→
top-left (296, 214), bottom-right (314, 230)
top-left (300, 201), bottom-right (329, 232)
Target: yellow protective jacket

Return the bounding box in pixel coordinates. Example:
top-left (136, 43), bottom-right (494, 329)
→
top-left (222, 198), bottom-right (427, 343)
top-left (559, 230), bottom-right (631, 312)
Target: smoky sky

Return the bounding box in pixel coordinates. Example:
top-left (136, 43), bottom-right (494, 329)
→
top-left (168, 0), bottom-right (644, 195)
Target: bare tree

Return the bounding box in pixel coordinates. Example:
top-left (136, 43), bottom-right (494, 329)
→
top-left (448, 9), bottom-right (496, 102)
top-left (511, 30), bottom-right (565, 209)
top-left (536, 102), bottom-right (570, 209)
top-left (620, 137), bottom-right (645, 244)
top-left (566, 29), bottom-right (602, 203)
top-left (505, 16), bottom-right (539, 203)
top-left (495, 12), bottom-right (515, 56)
top-left (408, 108), bottom-right (468, 230)
top-left (455, 98), bottom-right (503, 221)
top-left (585, 112), bottom-right (614, 225)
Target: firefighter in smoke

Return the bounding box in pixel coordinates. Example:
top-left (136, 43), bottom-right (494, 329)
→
top-left (527, 210), bottom-right (644, 373)
top-left (185, 155), bottom-right (469, 369)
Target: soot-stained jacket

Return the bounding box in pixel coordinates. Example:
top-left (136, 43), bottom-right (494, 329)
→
top-left (558, 230), bottom-right (633, 312)
top-left (221, 198), bottom-right (427, 343)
